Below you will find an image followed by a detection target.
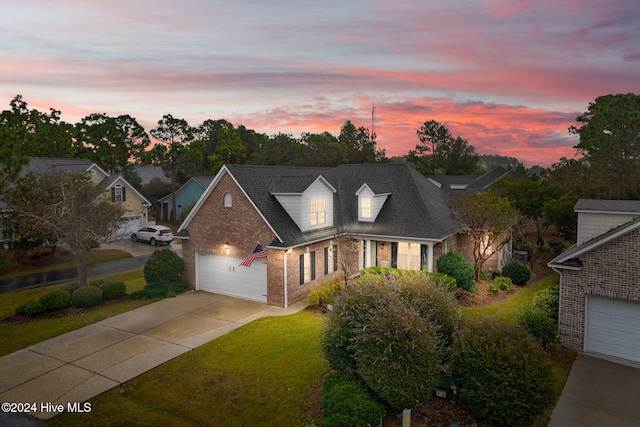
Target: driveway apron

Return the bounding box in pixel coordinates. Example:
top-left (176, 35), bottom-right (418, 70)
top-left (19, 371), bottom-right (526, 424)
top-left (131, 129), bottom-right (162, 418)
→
top-left (549, 353), bottom-right (640, 427)
top-left (0, 291), bottom-right (307, 420)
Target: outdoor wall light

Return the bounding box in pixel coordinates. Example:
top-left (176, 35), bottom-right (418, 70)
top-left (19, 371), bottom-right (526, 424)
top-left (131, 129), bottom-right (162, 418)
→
top-left (224, 243), bottom-right (230, 255)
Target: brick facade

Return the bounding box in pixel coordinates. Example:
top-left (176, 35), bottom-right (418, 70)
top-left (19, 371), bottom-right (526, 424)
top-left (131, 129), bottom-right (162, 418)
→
top-left (558, 227), bottom-right (640, 352)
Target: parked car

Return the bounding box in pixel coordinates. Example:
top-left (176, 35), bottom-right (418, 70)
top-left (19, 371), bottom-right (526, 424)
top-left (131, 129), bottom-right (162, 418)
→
top-left (131, 226), bottom-right (174, 246)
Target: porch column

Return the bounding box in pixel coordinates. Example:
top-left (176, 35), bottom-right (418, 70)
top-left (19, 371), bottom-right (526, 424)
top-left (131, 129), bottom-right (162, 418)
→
top-left (426, 242), bottom-right (434, 272)
top-left (364, 239), bottom-right (373, 268)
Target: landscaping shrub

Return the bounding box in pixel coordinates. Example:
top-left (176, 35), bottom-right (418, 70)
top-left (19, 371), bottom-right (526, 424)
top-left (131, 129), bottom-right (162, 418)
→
top-left (71, 286), bottom-right (103, 308)
top-left (308, 277), bottom-right (344, 306)
top-left (95, 280), bottom-right (127, 300)
top-left (501, 260), bottom-right (531, 285)
top-left (436, 251), bottom-right (476, 292)
top-left (518, 305), bottom-right (558, 347)
top-left (39, 289), bottom-right (72, 312)
top-left (144, 280), bottom-right (189, 294)
top-left (532, 284), bottom-right (560, 322)
top-left (130, 288), bottom-right (175, 300)
top-left (548, 237), bottom-right (565, 254)
top-left (488, 282), bottom-right (500, 294)
top-left (321, 272), bottom-right (458, 409)
top-left (321, 373), bottom-right (386, 427)
top-left (451, 319), bottom-right (554, 426)
top-left (143, 248), bottom-right (185, 284)
top-left (495, 276), bottom-right (512, 291)
top-left (425, 272), bottom-right (457, 293)
top-left (15, 300), bottom-right (46, 316)
top-left (60, 281), bottom-right (81, 296)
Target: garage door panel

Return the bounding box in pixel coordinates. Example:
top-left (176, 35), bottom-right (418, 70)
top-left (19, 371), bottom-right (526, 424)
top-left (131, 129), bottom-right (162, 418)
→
top-left (587, 297), bottom-right (640, 363)
top-left (197, 254), bottom-right (267, 303)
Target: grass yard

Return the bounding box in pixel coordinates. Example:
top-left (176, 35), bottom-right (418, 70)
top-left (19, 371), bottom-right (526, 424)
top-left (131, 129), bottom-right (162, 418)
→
top-left (47, 310), bottom-right (329, 427)
top-left (0, 271), bottom-right (154, 357)
top-left (0, 248), bottom-right (132, 279)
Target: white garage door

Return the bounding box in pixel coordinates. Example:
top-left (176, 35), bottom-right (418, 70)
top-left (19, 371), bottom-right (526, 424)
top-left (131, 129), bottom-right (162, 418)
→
top-left (115, 216), bottom-right (143, 239)
top-left (587, 296), bottom-right (640, 363)
top-left (197, 253), bottom-right (267, 303)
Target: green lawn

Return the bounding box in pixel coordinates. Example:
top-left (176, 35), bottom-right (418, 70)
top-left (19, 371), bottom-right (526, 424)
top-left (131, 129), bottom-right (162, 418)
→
top-left (0, 271), bottom-right (154, 357)
top-left (0, 248), bottom-right (132, 279)
top-left (48, 310), bottom-right (329, 427)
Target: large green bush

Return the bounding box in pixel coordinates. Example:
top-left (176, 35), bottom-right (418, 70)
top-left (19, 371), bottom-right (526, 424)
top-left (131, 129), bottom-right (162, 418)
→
top-left (518, 305), bottom-right (558, 347)
top-left (532, 284), bottom-right (560, 322)
top-left (436, 251), bottom-right (476, 292)
top-left (451, 319), bottom-right (554, 426)
top-left (501, 260), bottom-right (531, 285)
top-left (320, 372), bottom-right (385, 427)
top-left (71, 286), bottom-right (103, 308)
top-left (308, 278), bottom-right (344, 306)
top-left (143, 248), bottom-right (185, 284)
top-left (321, 272), bottom-right (458, 409)
top-left (39, 289), bottom-right (71, 312)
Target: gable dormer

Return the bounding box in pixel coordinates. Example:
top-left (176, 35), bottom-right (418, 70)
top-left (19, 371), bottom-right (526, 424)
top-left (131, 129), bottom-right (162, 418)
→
top-left (356, 182), bottom-right (391, 222)
top-left (270, 174), bottom-right (336, 232)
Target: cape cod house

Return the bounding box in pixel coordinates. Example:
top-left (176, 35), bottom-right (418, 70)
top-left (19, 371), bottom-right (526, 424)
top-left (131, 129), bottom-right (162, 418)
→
top-left (178, 163), bottom-right (519, 307)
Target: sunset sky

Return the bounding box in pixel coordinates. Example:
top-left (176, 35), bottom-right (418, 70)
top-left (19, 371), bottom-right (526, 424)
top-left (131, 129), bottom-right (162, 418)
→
top-left (1, 0), bottom-right (638, 167)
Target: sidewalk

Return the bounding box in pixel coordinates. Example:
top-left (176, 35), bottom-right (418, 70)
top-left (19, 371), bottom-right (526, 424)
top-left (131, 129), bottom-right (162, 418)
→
top-left (0, 291), bottom-right (308, 421)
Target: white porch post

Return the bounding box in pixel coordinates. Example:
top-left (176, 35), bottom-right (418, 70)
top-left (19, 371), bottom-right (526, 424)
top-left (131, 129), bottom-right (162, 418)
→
top-left (426, 242), bottom-right (434, 272)
top-left (364, 239), bottom-right (372, 268)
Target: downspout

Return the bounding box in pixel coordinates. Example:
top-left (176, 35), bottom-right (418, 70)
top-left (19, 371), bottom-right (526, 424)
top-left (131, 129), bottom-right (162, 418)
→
top-left (283, 249), bottom-right (289, 308)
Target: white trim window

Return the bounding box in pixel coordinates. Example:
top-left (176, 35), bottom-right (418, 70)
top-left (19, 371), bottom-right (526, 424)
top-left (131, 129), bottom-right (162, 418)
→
top-left (223, 192), bottom-right (232, 207)
top-left (361, 197), bottom-right (371, 219)
top-left (397, 242), bottom-right (421, 270)
top-left (310, 198), bottom-right (326, 226)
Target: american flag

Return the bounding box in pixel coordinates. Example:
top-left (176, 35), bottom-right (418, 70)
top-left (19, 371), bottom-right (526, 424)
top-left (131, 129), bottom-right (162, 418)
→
top-left (240, 244), bottom-right (267, 267)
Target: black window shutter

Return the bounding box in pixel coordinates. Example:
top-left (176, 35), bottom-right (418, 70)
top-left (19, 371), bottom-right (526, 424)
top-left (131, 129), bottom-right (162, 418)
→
top-left (310, 251), bottom-right (316, 280)
top-left (333, 244), bottom-right (338, 272)
top-left (324, 247), bottom-right (329, 275)
top-left (299, 254), bottom-right (305, 285)
top-left (111, 187), bottom-right (116, 202)
top-left (122, 187), bottom-right (126, 202)
top-left (391, 242), bottom-right (398, 268)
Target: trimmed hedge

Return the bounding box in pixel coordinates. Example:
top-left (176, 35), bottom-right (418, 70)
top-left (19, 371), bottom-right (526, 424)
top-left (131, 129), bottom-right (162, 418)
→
top-left (320, 372), bottom-right (386, 427)
top-left (501, 260), bottom-right (531, 285)
top-left (451, 319), bottom-right (554, 426)
top-left (518, 305), bottom-right (558, 347)
top-left (60, 281), bottom-right (81, 296)
top-left (308, 277), bottom-right (344, 306)
top-left (130, 289), bottom-right (176, 300)
top-left (92, 280), bottom-right (127, 300)
top-left (15, 300), bottom-right (46, 316)
top-left (436, 251), bottom-right (476, 292)
top-left (39, 289), bottom-right (71, 312)
top-left (72, 286), bottom-right (103, 308)
top-left (144, 280), bottom-right (189, 293)
top-left (532, 285), bottom-right (560, 322)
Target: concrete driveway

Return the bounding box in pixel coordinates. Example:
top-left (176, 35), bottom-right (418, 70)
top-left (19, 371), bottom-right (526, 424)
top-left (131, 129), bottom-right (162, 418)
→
top-left (549, 354), bottom-right (640, 426)
top-left (0, 291), bottom-right (307, 420)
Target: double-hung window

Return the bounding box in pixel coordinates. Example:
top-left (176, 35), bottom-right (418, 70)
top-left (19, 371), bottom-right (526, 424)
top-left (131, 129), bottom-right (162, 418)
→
top-left (300, 251), bottom-right (316, 284)
top-left (310, 198), bottom-right (326, 226)
top-left (397, 242), bottom-right (421, 270)
top-left (361, 197), bottom-right (371, 219)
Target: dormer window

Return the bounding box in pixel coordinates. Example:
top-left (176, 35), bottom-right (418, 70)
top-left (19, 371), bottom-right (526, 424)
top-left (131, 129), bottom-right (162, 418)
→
top-left (310, 198), bottom-right (326, 226)
top-left (361, 197), bottom-right (371, 219)
top-left (111, 185), bottom-right (125, 202)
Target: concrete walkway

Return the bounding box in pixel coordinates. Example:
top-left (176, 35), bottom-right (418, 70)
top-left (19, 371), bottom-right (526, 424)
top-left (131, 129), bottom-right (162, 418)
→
top-left (549, 353), bottom-right (640, 427)
top-left (0, 291), bottom-right (307, 421)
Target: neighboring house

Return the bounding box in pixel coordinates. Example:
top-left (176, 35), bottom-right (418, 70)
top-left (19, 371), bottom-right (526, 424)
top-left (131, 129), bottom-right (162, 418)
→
top-left (158, 176), bottom-right (214, 222)
top-left (4, 157), bottom-right (151, 240)
top-left (178, 163), bottom-right (519, 307)
top-left (548, 199), bottom-right (640, 364)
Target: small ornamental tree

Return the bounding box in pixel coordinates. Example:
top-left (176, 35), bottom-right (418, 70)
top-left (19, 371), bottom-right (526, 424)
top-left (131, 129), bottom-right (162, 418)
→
top-left (449, 191), bottom-right (522, 281)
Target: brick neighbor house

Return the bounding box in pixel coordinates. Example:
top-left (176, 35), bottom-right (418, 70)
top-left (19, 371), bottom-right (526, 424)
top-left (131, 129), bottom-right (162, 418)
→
top-left (548, 199), bottom-right (640, 364)
top-left (177, 163), bottom-right (520, 307)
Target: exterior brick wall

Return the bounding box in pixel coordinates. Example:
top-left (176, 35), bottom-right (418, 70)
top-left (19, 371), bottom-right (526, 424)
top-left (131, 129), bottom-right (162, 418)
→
top-left (182, 172), bottom-right (277, 299)
top-left (558, 227), bottom-right (640, 352)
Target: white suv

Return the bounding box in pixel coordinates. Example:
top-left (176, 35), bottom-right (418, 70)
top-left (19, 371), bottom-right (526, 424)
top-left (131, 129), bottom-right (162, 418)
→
top-left (131, 227), bottom-right (174, 246)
